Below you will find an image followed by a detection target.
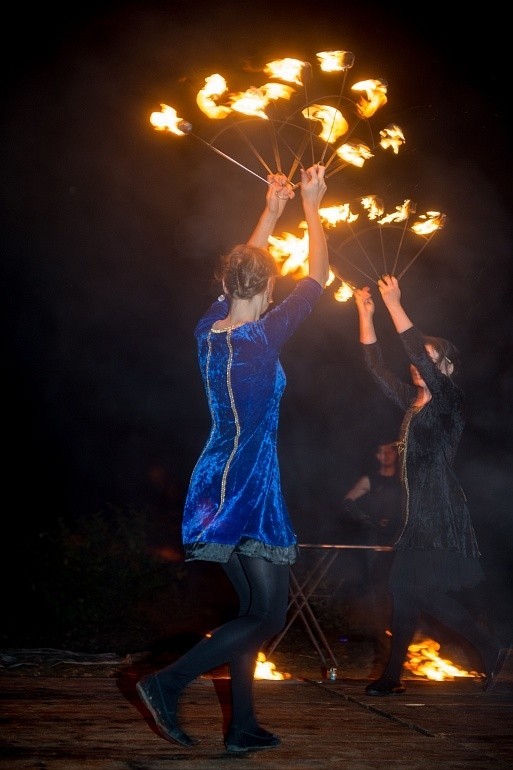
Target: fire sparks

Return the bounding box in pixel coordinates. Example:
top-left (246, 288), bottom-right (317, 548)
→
top-left (405, 637), bottom-right (480, 681)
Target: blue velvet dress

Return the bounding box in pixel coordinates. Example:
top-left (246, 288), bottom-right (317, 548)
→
top-left (362, 326), bottom-right (484, 592)
top-left (182, 276), bottom-right (324, 564)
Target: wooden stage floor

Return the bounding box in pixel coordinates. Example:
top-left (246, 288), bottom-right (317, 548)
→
top-left (1, 661), bottom-right (512, 770)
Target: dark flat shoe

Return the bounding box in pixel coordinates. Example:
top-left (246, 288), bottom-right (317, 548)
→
top-left (482, 646), bottom-right (510, 692)
top-left (225, 726), bottom-right (281, 753)
top-left (365, 678), bottom-right (406, 696)
top-left (136, 673), bottom-right (195, 747)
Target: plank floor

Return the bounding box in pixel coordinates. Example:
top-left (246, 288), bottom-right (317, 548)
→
top-left (1, 665), bottom-right (512, 769)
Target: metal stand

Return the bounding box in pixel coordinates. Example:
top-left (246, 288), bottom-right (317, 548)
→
top-left (265, 544), bottom-right (393, 675)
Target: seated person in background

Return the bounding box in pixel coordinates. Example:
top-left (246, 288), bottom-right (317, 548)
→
top-left (342, 440), bottom-right (403, 546)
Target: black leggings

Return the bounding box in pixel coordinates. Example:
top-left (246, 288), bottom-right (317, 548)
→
top-left (157, 553), bottom-right (290, 729)
top-left (382, 585), bottom-right (497, 682)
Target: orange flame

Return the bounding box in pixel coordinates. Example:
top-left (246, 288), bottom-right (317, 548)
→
top-left (268, 227), bottom-right (309, 278)
top-left (319, 203), bottom-right (359, 227)
top-left (150, 104), bottom-right (189, 135)
top-left (334, 280), bottom-right (355, 302)
top-left (336, 141), bottom-right (374, 167)
top-left (411, 211), bottom-right (446, 234)
top-left (378, 199), bottom-right (415, 224)
top-left (405, 637), bottom-right (480, 681)
top-left (264, 58), bottom-right (306, 85)
top-left (316, 50), bottom-right (355, 72)
top-left (228, 83), bottom-right (294, 119)
top-left (254, 652), bottom-right (291, 680)
top-left (361, 195), bottom-right (385, 220)
top-left (302, 104), bottom-right (349, 143)
top-left (351, 78), bottom-right (388, 118)
top-left (380, 123), bottom-right (406, 154)
top-left (196, 74), bottom-right (231, 119)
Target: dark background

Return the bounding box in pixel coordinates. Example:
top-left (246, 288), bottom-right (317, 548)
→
top-left (2, 2), bottom-right (512, 645)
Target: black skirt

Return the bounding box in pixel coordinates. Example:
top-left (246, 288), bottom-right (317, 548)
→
top-left (389, 547), bottom-right (485, 593)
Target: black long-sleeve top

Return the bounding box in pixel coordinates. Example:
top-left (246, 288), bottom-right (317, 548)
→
top-left (362, 326), bottom-right (480, 558)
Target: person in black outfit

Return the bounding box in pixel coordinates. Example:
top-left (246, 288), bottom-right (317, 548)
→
top-left (353, 275), bottom-right (507, 696)
top-left (342, 440), bottom-right (402, 546)
top-left (342, 440), bottom-right (402, 669)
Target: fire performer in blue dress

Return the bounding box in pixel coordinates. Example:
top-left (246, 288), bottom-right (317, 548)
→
top-left (353, 275), bottom-right (507, 696)
top-left (137, 164), bottom-right (328, 752)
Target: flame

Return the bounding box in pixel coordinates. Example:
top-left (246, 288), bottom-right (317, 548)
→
top-left (268, 228), bottom-right (309, 278)
top-left (302, 104), bottom-right (349, 143)
top-left (405, 637), bottom-right (480, 681)
top-left (361, 195), bottom-right (385, 220)
top-left (196, 75), bottom-right (294, 121)
top-left (196, 74), bottom-right (232, 119)
top-left (254, 652), bottom-right (290, 680)
top-left (334, 280), bottom-right (355, 302)
top-left (228, 87), bottom-right (270, 119)
top-left (264, 58), bottom-right (306, 85)
top-left (319, 203), bottom-right (359, 227)
top-left (351, 78), bottom-right (388, 118)
top-left (336, 141), bottom-right (374, 167)
top-left (149, 104), bottom-right (189, 135)
top-left (261, 82), bottom-right (296, 101)
top-left (378, 199), bottom-right (415, 224)
top-left (411, 211), bottom-right (446, 234)
top-left (316, 49), bottom-right (355, 72)
top-left (380, 123), bottom-right (405, 154)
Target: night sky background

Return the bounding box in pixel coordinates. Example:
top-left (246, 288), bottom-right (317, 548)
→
top-left (3, 2), bottom-right (512, 645)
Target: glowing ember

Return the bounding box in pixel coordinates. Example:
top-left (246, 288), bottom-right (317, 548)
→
top-left (254, 652), bottom-right (290, 680)
top-left (405, 637), bottom-right (480, 681)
